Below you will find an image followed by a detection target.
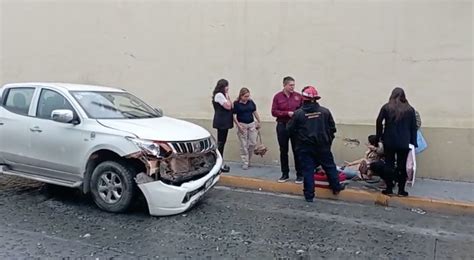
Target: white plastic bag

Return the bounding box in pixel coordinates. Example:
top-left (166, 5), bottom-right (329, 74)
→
top-left (406, 144), bottom-right (417, 186)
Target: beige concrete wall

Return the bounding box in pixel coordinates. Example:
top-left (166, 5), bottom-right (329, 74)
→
top-left (1, 0), bottom-right (473, 181)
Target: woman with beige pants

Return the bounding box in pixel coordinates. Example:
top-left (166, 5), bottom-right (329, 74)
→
top-left (233, 88), bottom-right (261, 170)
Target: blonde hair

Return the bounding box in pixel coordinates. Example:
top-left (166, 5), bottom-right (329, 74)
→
top-left (236, 87), bottom-right (250, 102)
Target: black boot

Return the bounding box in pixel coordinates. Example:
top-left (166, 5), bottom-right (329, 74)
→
top-left (333, 183), bottom-right (346, 195)
top-left (221, 164), bottom-right (230, 173)
top-left (382, 180), bottom-right (394, 195)
top-left (398, 180), bottom-right (409, 197)
top-left (381, 166), bottom-right (395, 195)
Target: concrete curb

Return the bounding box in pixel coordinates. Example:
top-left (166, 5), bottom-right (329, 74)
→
top-left (218, 175), bottom-right (474, 215)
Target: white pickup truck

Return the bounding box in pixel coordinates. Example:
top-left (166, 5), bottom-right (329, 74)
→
top-left (0, 82), bottom-right (222, 216)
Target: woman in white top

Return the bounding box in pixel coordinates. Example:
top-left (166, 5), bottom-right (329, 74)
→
top-left (212, 79), bottom-right (233, 172)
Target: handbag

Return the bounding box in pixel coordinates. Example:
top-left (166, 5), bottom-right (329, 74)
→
top-left (415, 130), bottom-right (428, 154)
top-left (253, 131), bottom-right (268, 157)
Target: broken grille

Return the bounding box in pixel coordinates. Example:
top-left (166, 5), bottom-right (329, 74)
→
top-left (159, 151), bottom-right (217, 185)
top-left (169, 138), bottom-right (213, 154)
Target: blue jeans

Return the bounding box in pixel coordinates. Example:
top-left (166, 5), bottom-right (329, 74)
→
top-left (337, 166), bottom-right (359, 179)
top-left (298, 147), bottom-right (343, 199)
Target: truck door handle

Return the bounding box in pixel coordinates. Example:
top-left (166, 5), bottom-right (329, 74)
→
top-left (29, 127), bottom-right (42, 133)
top-left (0, 122), bottom-right (4, 126)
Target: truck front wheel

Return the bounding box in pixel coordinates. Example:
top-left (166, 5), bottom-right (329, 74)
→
top-left (90, 161), bottom-right (136, 213)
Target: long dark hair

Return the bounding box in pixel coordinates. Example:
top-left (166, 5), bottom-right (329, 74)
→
top-left (387, 87), bottom-right (412, 121)
top-left (212, 79), bottom-right (229, 100)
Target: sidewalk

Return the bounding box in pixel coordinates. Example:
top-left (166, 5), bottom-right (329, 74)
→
top-left (217, 162), bottom-right (474, 214)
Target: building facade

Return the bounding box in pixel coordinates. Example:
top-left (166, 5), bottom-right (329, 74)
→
top-left (1, 0), bottom-right (472, 181)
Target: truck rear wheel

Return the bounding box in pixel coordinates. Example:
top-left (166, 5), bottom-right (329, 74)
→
top-left (90, 161), bottom-right (136, 213)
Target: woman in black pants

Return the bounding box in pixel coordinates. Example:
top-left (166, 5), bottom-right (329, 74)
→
top-left (376, 87), bottom-right (417, 196)
top-left (212, 79), bottom-right (233, 172)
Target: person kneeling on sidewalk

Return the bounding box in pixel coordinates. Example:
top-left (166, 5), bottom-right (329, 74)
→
top-left (287, 86), bottom-right (345, 202)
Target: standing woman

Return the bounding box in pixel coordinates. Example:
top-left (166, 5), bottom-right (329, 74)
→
top-left (212, 79), bottom-right (233, 172)
top-left (233, 87), bottom-right (261, 170)
top-left (376, 87), bottom-right (417, 196)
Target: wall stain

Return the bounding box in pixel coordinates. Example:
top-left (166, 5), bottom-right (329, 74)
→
top-left (343, 138), bottom-right (361, 148)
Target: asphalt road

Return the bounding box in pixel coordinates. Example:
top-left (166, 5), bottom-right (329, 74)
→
top-left (0, 175), bottom-right (473, 259)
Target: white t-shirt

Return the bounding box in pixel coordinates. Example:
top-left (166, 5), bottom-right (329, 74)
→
top-left (214, 93), bottom-right (228, 106)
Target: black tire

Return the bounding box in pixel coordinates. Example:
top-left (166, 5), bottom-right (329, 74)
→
top-left (90, 160), bottom-right (136, 213)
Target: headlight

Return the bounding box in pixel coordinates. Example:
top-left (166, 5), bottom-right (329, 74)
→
top-left (126, 137), bottom-right (173, 158)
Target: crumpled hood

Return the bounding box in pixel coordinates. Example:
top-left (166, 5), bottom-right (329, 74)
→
top-left (97, 116), bottom-right (211, 141)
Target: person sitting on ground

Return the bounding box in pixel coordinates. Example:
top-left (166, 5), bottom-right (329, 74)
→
top-left (340, 135), bottom-right (384, 180)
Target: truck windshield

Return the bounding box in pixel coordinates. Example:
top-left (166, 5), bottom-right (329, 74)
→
top-left (71, 91), bottom-right (161, 119)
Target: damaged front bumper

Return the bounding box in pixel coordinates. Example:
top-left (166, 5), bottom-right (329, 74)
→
top-left (136, 151), bottom-right (223, 216)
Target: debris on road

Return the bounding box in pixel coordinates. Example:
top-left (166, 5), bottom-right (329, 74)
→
top-left (411, 208), bottom-right (427, 215)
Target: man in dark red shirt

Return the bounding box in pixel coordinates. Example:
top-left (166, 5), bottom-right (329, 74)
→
top-left (271, 76), bottom-right (303, 183)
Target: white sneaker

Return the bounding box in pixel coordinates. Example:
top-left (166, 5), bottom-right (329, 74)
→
top-left (295, 177), bottom-right (304, 184)
top-left (242, 164), bottom-right (249, 170)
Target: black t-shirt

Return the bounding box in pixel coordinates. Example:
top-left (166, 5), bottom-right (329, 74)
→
top-left (233, 100), bottom-right (256, 124)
